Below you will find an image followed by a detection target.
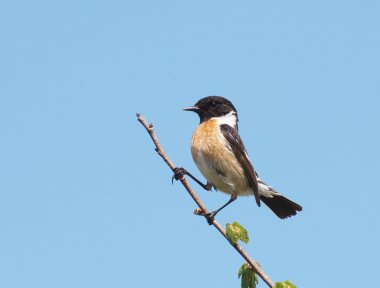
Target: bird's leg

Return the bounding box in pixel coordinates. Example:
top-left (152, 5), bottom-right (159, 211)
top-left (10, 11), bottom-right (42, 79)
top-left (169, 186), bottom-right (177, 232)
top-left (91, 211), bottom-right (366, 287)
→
top-left (172, 167), bottom-right (212, 191)
top-left (204, 193), bottom-right (238, 225)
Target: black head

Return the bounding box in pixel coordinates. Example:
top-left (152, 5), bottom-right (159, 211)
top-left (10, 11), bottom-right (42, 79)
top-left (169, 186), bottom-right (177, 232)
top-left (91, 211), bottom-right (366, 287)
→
top-left (184, 96), bottom-right (238, 124)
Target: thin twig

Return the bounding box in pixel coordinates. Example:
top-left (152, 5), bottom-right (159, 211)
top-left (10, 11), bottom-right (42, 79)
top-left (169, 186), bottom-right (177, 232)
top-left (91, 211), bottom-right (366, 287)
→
top-left (136, 113), bottom-right (275, 288)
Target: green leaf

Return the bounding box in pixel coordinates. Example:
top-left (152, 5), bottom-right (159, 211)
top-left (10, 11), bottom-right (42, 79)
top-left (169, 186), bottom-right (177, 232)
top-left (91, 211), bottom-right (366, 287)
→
top-left (274, 280), bottom-right (297, 288)
top-left (226, 221), bottom-right (249, 245)
top-left (238, 263), bottom-right (258, 288)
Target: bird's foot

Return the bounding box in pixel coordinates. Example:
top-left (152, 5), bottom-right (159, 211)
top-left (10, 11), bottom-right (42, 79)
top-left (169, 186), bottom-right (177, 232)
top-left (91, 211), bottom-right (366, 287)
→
top-left (172, 167), bottom-right (186, 183)
top-left (203, 211), bottom-right (217, 225)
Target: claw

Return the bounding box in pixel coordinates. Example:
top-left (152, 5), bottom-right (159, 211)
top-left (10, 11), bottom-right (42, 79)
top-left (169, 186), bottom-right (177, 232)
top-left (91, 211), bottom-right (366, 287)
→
top-left (204, 211), bottom-right (217, 225)
top-left (172, 167), bottom-right (186, 183)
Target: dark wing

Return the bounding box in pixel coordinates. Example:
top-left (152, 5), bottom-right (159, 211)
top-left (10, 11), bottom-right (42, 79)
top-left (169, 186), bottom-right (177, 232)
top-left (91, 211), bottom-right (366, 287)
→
top-left (220, 124), bottom-right (260, 206)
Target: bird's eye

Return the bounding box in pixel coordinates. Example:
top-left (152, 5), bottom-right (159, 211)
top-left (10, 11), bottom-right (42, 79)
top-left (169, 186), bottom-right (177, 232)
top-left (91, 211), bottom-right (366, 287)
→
top-left (210, 102), bottom-right (217, 108)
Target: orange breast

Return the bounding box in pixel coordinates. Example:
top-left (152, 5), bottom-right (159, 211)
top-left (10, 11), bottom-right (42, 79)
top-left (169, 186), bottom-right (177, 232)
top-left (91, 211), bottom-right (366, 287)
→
top-left (191, 119), bottom-right (220, 153)
top-left (190, 120), bottom-right (249, 195)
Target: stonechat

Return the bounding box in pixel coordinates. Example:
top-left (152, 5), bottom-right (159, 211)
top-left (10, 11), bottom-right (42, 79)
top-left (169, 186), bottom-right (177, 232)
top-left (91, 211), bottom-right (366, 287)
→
top-left (175, 96), bottom-right (302, 223)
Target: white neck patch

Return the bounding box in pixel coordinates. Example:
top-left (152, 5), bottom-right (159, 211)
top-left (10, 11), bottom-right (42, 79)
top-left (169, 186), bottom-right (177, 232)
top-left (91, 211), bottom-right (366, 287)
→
top-left (214, 111), bottom-right (238, 128)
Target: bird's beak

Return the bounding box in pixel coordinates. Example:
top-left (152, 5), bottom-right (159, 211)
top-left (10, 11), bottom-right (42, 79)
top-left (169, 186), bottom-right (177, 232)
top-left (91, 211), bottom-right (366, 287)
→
top-left (183, 106), bottom-right (199, 112)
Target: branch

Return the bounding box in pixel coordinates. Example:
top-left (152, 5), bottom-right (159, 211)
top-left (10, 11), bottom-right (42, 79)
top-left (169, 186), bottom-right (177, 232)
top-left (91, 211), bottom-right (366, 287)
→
top-left (136, 113), bottom-right (275, 288)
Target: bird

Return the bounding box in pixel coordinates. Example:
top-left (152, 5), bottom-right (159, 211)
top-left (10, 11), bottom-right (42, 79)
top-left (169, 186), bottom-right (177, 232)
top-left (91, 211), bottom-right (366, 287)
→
top-left (174, 96), bottom-right (302, 224)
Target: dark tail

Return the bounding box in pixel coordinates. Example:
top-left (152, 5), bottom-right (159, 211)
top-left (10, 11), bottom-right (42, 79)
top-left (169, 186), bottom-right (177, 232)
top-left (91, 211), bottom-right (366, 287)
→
top-left (260, 195), bottom-right (302, 219)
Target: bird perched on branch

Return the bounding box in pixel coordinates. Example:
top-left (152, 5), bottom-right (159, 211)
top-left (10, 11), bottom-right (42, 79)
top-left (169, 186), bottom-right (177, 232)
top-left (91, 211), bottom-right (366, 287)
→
top-left (174, 96), bottom-right (302, 224)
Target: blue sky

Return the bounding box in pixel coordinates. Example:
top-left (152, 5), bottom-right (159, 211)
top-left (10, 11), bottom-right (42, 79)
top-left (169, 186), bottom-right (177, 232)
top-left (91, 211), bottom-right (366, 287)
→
top-left (0, 1), bottom-right (379, 287)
